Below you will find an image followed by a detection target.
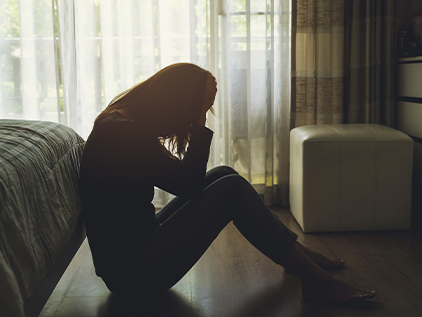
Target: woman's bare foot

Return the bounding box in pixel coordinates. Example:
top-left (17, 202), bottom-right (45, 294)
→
top-left (296, 243), bottom-right (345, 271)
top-left (282, 242), bottom-right (376, 302)
top-left (301, 278), bottom-right (377, 302)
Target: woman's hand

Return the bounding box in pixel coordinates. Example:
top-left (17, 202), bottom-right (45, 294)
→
top-left (197, 74), bottom-right (217, 126)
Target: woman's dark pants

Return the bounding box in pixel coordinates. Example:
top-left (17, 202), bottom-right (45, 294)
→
top-left (107, 166), bottom-right (298, 296)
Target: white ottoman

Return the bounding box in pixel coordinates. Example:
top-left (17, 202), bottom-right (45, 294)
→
top-left (290, 124), bottom-right (413, 233)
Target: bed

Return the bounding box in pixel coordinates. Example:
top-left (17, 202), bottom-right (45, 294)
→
top-left (0, 120), bottom-right (85, 317)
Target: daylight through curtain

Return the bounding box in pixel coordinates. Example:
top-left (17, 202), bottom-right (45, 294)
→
top-left (0, 0), bottom-right (292, 207)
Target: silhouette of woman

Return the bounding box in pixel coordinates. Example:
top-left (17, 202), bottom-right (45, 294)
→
top-left (78, 63), bottom-right (376, 302)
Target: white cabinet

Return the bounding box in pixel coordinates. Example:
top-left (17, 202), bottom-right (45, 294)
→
top-left (397, 56), bottom-right (422, 138)
top-left (398, 56), bottom-right (422, 232)
top-left (398, 57), bottom-right (422, 98)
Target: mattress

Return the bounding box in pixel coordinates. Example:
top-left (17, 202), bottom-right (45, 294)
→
top-left (0, 120), bottom-right (85, 317)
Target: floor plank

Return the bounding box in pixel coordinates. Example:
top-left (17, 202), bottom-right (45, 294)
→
top-left (40, 207), bottom-right (422, 317)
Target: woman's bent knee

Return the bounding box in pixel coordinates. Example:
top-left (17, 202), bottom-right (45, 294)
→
top-left (204, 165), bottom-right (239, 187)
top-left (219, 165), bottom-right (238, 175)
top-left (205, 174), bottom-right (249, 197)
top-left (207, 165), bottom-right (238, 176)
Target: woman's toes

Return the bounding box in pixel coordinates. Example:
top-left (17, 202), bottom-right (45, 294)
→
top-left (301, 280), bottom-right (376, 302)
top-left (354, 290), bottom-right (377, 300)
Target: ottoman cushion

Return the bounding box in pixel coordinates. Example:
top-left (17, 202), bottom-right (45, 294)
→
top-left (290, 124), bottom-right (413, 233)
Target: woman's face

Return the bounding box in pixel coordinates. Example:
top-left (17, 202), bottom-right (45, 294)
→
top-left (204, 73), bottom-right (217, 109)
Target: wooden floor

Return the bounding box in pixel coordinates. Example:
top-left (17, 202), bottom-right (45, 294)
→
top-left (40, 207), bottom-right (422, 317)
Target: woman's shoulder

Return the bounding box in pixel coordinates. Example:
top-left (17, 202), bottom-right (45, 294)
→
top-left (95, 111), bottom-right (160, 149)
top-left (93, 111), bottom-right (137, 136)
top-left (96, 111), bottom-right (133, 127)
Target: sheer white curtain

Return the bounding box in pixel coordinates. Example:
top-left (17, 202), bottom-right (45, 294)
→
top-left (0, 0), bottom-right (291, 207)
top-left (0, 0), bottom-right (61, 122)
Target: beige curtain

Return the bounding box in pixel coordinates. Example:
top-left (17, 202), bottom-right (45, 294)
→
top-left (291, 0), bottom-right (346, 128)
top-left (345, 0), bottom-right (397, 126)
top-left (291, 0), bottom-right (397, 129)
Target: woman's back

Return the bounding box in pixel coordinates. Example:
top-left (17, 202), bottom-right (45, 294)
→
top-left (78, 111), bottom-right (158, 278)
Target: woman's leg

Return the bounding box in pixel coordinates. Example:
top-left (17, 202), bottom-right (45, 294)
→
top-left (288, 243), bottom-right (345, 272)
top-left (130, 174), bottom-right (375, 302)
top-left (133, 174), bottom-right (296, 294)
top-left (159, 166), bottom-right (344, 273)
top-left (156, 165), bottom-right (238, 223)
top-left (281, 243), bottom-right (376, 301)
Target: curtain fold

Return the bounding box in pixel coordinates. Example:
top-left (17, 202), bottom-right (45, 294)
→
top-left (345, 0), bottom-right (396, 126)
top-left (216, 0), bottom-right (292, 206)
top-left (291, 0), bottom-right (397, 129)
top-left (291, 0), bottom-right (346, 128)
top-left (0, 0), bottom-right (292, 207)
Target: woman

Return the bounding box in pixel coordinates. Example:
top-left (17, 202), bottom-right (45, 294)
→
top-left (78, 63), bottom-right (376, 302)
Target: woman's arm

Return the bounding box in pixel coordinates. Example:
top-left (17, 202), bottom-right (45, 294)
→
top-left (153, 124), bottom-right (213, 197)
top-left (113, 120), bottom-right (213, 198)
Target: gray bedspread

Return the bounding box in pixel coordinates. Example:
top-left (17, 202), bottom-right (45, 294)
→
top-left (0, 120), bottom-right (85, 317)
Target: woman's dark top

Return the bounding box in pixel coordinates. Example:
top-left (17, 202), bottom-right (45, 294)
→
top-left (78, 112), bottom-right (213, 279)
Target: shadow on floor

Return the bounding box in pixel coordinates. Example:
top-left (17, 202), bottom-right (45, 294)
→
top-left (96, 276), bottom-right (383, 317)
top-left (96, 289), bottom-right (205, 317)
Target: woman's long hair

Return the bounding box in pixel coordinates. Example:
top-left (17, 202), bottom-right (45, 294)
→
top-left (95, 63), bottom-right (212, 159)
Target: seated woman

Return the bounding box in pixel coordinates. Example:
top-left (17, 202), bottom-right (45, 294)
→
top-left (78, 63), bottom-right (376, 303)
